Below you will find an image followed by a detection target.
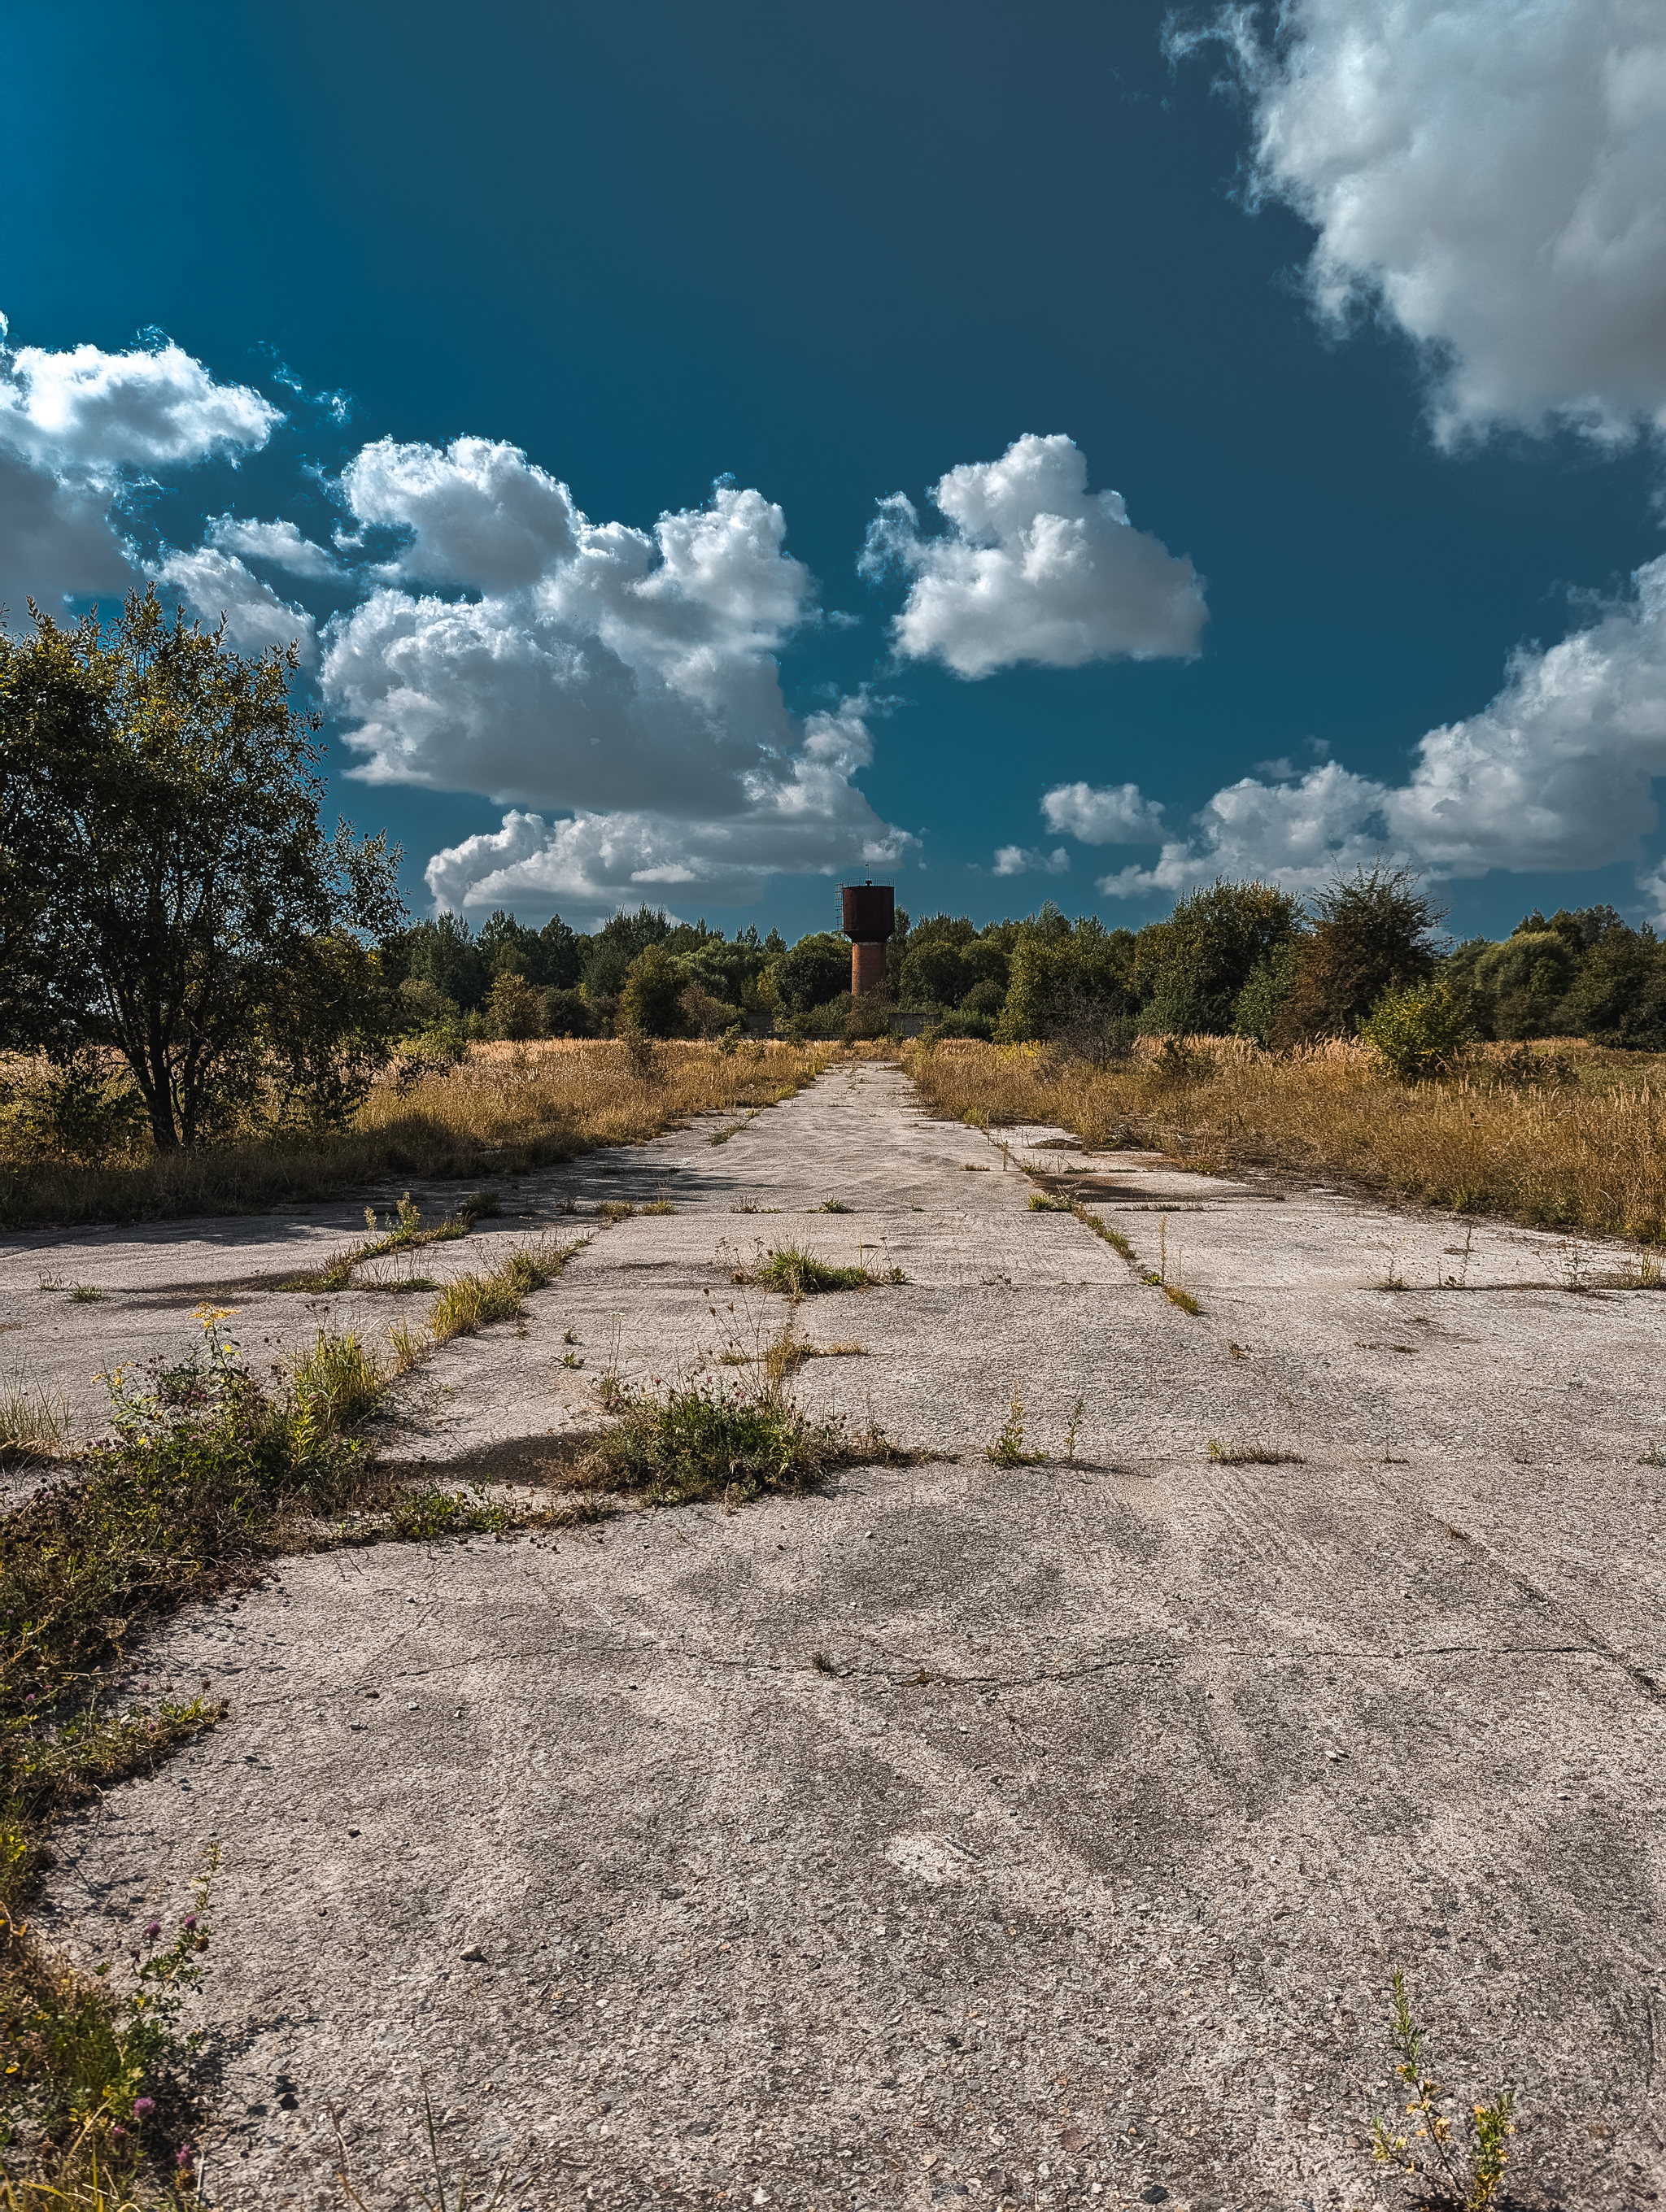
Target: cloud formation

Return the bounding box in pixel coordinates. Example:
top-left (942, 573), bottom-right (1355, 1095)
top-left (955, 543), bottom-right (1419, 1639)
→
top-left (320, 438), bottom-right (909, 914)
top-left (992, 844), bottom-right (1070, 878)
top-left (155, 547), bottom-right (317, 664)
top-left (1084, 556), bottom-right (1666, 904)
top-left (0, 321), bottom-right (281, 616)
top-left (1040, 779), bottom-right (1167, 843)
top-left (205, 515), bottom-right (343, 580)
top-left (861, 433), bottom-right (1206, 677)
top-left (1181, 0), bottom-right (1666, 444)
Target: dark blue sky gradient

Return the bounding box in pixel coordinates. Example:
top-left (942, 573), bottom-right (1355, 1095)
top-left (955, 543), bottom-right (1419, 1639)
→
top-left (4, 0), bottom-right (1659, 939)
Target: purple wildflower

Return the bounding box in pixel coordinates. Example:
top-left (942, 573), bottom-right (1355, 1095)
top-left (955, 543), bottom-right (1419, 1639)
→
top-left (143, 1919), bottom-right (162, 1940)
top-left (133, 2096), bottom-right (155, 2117)
top-left (181, 1913), bottom-right (197, 1929)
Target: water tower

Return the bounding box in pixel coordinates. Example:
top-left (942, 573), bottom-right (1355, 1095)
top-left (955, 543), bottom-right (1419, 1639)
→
top-left (839, 879), bottom-right (895, 997)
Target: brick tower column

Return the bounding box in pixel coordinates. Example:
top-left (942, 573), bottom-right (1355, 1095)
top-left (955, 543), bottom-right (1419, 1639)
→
top-left (851, 940), bottom-right (888, 996)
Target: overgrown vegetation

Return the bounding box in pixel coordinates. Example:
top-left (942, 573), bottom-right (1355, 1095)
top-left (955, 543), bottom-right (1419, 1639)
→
top-left (570, 1374), bottom-right (907, 1508)
top-left (908, 1036), bottom-right (1666, 1242)
top-left (0, 1265), bottom-right (568, 2192)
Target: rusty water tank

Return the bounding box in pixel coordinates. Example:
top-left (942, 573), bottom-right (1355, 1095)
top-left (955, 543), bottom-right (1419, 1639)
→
top-left (839, 882), bottom-right (895, 997)
top-left (839, 882), bottom-right (895, 943)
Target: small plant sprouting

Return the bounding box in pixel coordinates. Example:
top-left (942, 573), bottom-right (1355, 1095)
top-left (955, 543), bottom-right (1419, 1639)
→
top-left (1207, 1438), bottom-right (1302, 1465)
top-left (642, 1198), bottom-right (676, 1214)
top-left (1556, 1236), bottom-right (1592, 1294)
top-left (598, 1200), bottom-right (636, 1223)
top-left (68, 1283), bottom-right (105, 1304)
top-left (1371, 1967), bottom-right (1517, 2212)
top-left (1160, 1281), bottom-right (1202, 1315)
top-left (986, 1391), bottom-right (1047, 1468)
top-left (818, 1198), bottom-right (853, 1213)
top-left (1062, 1394), bottom-right (1084, 1465)
top-left (1027, 1191), bottom-right (1069, 1213)
top-left (811, 1651), bottom-right (836, 1675)
top-left (563, 1328), bottom-right (580, 1345)
top-left (560, 1351), bottom-right (585, 1369)
top-left (1443, 1222), bottom-right (1475, 1290)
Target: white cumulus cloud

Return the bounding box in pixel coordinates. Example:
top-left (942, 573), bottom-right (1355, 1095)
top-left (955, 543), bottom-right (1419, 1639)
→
top-left (861, 433), bottom-right (1206, 677)
top-left (320, 438), bottom-right (909, 914)
top-left (1179, 0), bottom-right (1666, 445)
top-left (1088, 555), bottom-right (1666, 903)
top-left (992, 844), bottom-right (1071, 877)
top-left (0, 321), bottom-right (282, 616)
top-left (1040, 779), bottom-right (1167, 842)
top-left (155, 547), bottom-right (318, 664)
top-left (205, 515), bottom-right (344, 581)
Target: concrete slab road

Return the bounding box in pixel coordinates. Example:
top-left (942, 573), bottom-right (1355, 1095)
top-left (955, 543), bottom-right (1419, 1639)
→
top-left (30, 1062), bottom-right (1666, 2210)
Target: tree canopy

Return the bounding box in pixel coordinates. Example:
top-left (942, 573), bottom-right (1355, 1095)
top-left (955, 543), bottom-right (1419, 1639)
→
top-left (0, 590), bottom-right (401, 1146)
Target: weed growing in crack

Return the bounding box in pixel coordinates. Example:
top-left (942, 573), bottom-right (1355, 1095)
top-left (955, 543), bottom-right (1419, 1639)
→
top-left (709, 1108), bottom-right (759, 1147)
top-left (1070, 1204), bottom-right (1135, 1261)
top-left (1370, 1967), bottom-right (1517, 2211)
top-left (574, 1376), bottom-right (906, 1507)
top-left (281, 1191), bottom-right (477, 1294)
top-left (737, 1246), bottom-right (883, 1296)
top-left (1062, 1395), bottom-right (1084, 1465)
top-left (597, 1200), bottom-right (635, 1224)
top-left (1027, 1192), bottom-right (1070, 1213)
top-left (817, 1199), bottom-right (853, 1213)
top-left (67, 1286), bottom-right (104, 1305)
top-left (986, 1392), bottom-right (1047, 1468)
top-left (429, 1243), bottom-right (571, 1343)
top-left (1207, 1438), bottom-right (1302, 1465)
top-left (334, 2085), bottom-right (521, 2212)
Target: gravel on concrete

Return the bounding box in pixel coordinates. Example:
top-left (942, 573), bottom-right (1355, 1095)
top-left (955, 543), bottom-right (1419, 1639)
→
top-left (15, 1060), bottom-right (1666, 2210)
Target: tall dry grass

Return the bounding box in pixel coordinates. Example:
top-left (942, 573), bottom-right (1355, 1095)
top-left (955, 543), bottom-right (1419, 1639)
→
top-left (0, 1039), bottom-right (835, 1230)
top-left (905, 1036), bottom-right (1666, 1242)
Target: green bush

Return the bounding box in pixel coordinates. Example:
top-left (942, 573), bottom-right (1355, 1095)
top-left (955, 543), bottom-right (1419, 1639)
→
top-left (1358, 979), bottom-right (1474, 1080)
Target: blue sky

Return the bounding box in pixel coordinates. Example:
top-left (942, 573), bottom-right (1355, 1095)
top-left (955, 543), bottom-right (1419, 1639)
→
top-left (3, 0), bottom-right (1663, 942)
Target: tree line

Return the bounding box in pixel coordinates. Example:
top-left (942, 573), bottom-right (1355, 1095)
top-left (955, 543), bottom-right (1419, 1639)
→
top-left (7, 595), bottom-right (1666, 1163)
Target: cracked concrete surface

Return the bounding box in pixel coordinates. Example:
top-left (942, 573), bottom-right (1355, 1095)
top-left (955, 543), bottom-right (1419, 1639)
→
top-left (17, 1061), bottom-right (1666, 2210)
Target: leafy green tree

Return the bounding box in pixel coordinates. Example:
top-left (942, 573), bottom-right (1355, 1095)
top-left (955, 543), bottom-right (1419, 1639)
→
top-left (770, 932), bottom-right (852, 1016)
top-left (618, 943), bottom-right (690, 1036)
top-left (263, 934), bottom-right (403, 1132)
top-left (1469, 931), bottom-right (1579, 1039)
top-left (1233, 941), bottom-right (1302, 1047)
top-left (1275, 865), bottom-right (1437, 1044)
top-left (0, 591), bottom-right (402, 1149)
top-left (478, 967), bottom-right (549, 1041)
top-left (996, 919), bottom-right (1135, 1046)
top-left (1140, 879), bottom-right (1304, 1036)
top-left (381, 912), bottom-right (488, 1009)
top-left (1564, 923), bottom-right (1666, 1048)
top-left (582, 906), bottom-right (672, 1001)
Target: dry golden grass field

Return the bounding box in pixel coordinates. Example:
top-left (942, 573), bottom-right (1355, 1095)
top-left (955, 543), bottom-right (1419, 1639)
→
top-left (905, 1034), bottom-right (1666, 1243)
top-left (0, 1039), bottom-right (844, 1229)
